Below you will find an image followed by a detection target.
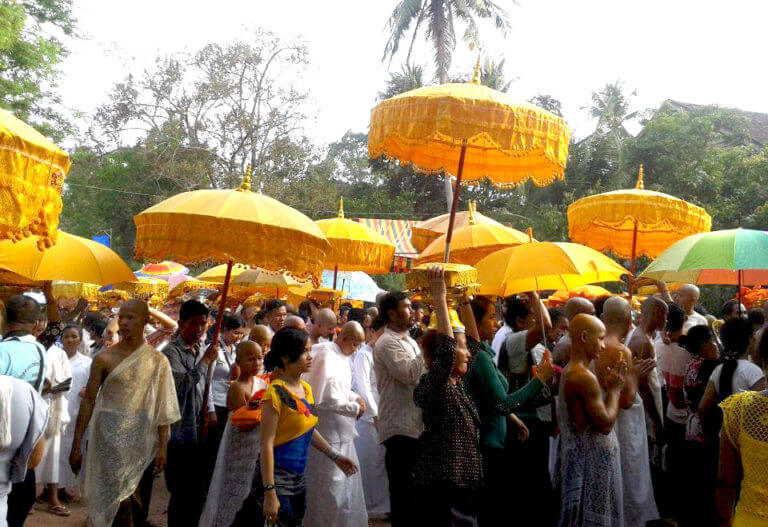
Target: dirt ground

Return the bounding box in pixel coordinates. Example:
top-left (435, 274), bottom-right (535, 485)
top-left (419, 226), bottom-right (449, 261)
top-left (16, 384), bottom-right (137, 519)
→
top-left (26, 475), bottom-right (390, 526)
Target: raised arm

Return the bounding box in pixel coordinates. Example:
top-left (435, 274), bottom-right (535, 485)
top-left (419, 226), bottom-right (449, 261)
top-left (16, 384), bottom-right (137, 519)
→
top-left (149, 307), bottom-right (178, 332)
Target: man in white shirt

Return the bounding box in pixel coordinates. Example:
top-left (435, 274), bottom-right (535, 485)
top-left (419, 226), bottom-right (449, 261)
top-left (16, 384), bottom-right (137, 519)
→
top-left (309, 308), bottom-right (337, 346)
top-left (675, 284), bottom-right (708, 334)
top-left (304, 322), bottom-right (368, 527)
top-left (490, 297), bottom-right (515, 362)
top-left (373, 292), bottom-right (424, 527)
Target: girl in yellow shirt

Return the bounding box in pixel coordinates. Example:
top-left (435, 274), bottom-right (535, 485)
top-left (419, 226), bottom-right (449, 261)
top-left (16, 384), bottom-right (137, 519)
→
top-left (256, 328), bottom-right (357, 525)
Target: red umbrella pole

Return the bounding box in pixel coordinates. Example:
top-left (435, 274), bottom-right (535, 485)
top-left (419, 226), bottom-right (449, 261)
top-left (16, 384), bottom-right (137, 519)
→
top-left (333, 264), bottom-right (339, 290)
top-left (200, 259), bottom-right (233, 430)
top-left (629, 219), bottom-right (639, 302)
top-left (444, 140), bottom-right (468, 263)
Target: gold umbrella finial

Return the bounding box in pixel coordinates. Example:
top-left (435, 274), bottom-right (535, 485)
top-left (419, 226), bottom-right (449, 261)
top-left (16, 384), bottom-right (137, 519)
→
top-left (239, 165), bottom-right (253, 192)
top-left (471, 53), bottom-right (482, 85)
top-left (337, 196), bottom-right (345, 219)
top-left (468, 201), bottom-right (477, 225)
top-left (636, 165), bottom-right (645, 190)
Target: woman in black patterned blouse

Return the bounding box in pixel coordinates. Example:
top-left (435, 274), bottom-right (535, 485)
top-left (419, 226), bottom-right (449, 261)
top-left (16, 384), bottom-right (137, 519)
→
top-left (413, 266), bottom-right (482, 526)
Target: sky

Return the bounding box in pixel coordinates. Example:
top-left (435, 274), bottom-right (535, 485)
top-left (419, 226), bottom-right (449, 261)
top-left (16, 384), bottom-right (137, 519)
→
top-left (58, 0), bottom-right (768, 146)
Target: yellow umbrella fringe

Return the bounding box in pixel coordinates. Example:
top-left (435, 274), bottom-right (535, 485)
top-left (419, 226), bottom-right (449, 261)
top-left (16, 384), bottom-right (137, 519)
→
top-left (371, 151), bottom-right (564, 189)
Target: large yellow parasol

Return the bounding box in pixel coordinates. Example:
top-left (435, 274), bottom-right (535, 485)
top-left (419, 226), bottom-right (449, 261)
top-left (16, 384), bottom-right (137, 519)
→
top-left (568, 165), bottom-right (711, 296)
top-left (0, 109), bottom-right (71, 249)
top-left (475, 241), bottom-right (629, 297)
top-left (315, 198), bottom-right (396, 288)
top-left (0, 231), bottom-right (135, 285)
top-left (411, 201), bottom-right (507, 252)
top-left (415, 204), bottom-right (531, 266)
top-left (135, 168), bottom-right (330, 420)
top-left (370, 63), bottom-right (571, 261)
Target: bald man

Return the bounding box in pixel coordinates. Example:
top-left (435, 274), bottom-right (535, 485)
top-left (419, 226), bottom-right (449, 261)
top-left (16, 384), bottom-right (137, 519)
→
top-left (552, 297), bottom-right (596, 365)
top-left (283, 315), bottom-right (307, 331)
top-left (70, 300), bottom-right (180, 527)
top-left (560, 314), bottom-right (626, 526)
top-left (626, 297), bottom-right (667, 451)
top-left (601, 298), bottom-right (659, 526)
top-left (310, 308), bottom-right (337, 346)
top-left (675, 284), bottom-right (707, 333)
top-left (303, 321), bottom-right (368, 526)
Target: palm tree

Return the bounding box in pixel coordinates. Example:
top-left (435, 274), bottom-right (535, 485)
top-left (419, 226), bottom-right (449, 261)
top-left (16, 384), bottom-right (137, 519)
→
top-left (383, 0), bottom-right (511, 83)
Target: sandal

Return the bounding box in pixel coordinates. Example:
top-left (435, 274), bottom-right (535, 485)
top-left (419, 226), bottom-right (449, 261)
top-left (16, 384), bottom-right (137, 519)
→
top-left (47, 505), bottom-right (71, 517)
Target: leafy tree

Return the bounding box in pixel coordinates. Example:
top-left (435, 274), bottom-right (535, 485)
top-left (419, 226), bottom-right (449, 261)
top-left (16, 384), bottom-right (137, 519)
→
top-left (90, 31), bottom-right (311, 189)
top-left (0, 0), bottom-right (77, 138)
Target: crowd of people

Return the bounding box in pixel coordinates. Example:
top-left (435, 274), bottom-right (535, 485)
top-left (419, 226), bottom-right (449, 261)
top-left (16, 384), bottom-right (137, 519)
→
top-left (0, 275), bottom-right (767, 527)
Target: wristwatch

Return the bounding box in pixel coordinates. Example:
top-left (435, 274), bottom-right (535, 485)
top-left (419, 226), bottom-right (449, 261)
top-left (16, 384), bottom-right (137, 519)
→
top-left (264, 484), bottom-right (276, 492)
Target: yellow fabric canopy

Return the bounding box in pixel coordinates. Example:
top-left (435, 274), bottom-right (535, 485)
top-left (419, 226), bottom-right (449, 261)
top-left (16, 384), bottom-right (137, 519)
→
top-left (0, 109), bottom-right (71, 248)
top-left (199, 264), bottom-right (312, 298)
top-left (369, 79), bottom-right (571, 188)
top-left (114, 276), bottom-right (170, 297)
top-left (51, 281), bottom-right (100, 301)
top-left (411, 201), bottom-right (507, 251)
top-left (0, 231), bottom-right (135, 285)
top-left (475, 242), bottom-right (629, 297)
top-left (134, 172), bottom-right (330, 284)
top-left (568, 166), bottom-right (712, 259)
top-left (415, 205), bottom-right (530, 266)
top-left (315, 198), bottom-right (396, 274)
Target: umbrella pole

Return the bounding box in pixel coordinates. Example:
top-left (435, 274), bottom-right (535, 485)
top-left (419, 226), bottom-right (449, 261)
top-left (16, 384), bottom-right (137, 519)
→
top-left (444, 140), bottom-right (468, 263)
top-left (629, 219), bottom-right (639, 302)
top-left (333, 265), bottom-right (339, 290)
top-left (738, 269), bottom-right (743, 314)
top-left (200, 259), bottom-right (233, 431)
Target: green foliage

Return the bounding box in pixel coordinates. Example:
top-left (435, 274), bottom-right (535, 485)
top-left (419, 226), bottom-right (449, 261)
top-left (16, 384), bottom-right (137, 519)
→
top-left (0, 0), bottom-right (75, 139)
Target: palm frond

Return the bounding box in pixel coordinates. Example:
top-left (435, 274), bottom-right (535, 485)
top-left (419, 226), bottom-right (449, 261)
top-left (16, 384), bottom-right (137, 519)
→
top-left (425, 0), bottom-right (455, 83)
top-left (382, 0), bottom-right (425, 64)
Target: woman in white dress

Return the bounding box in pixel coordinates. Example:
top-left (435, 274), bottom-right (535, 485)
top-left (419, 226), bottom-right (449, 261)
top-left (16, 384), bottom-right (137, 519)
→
top-left (36, 325), bottom-right (77, 516)
top-left (58, 325), bottom-right (92, 498)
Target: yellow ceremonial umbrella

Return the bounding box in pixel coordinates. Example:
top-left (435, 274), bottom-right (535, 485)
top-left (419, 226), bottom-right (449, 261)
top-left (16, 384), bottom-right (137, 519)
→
top-left (0, 109), bottom-right (71, 249)
top-left (415, 204), bottom-right (531, 266)
top-left (476, 241), bottom-right (629, 297)
top-left (0, 231), bottom-right (135, 285)
top-left (135, 168), bottom-right (330, 417)
top-left (568, 165), bottom-right (711, 297)
top-left (411, 201), bottom-right (507, 252)
top-left (315, 198), bottom-right (396, 288)
top-left (50, 281), bottom-right (100, 301)
top-left (114, 276), bottom-right (170, 298)
top-left (168, 278), bottom-right (220, 298)
top-left (370, 61), bottom-right (571, 261)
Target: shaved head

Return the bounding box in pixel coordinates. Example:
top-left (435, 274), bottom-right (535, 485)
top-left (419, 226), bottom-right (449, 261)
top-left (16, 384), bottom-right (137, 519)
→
top-left (284, 315), bottom-right (306, 331)
top-left (564, 297), bottom-right (596, 320)
top-left (236, 340), bottom-right (262, 364)
top-left (569, 314), bottom-right (606, 361)
top-left (249, 324), bottom-right (272, 353)
top-left (315, 308), bottom-right (336, 326)
top-left (641, 296), bottom-right (669, 333)
top-left (337, 321), bottom-right (365, 355)
top-left (121, 299), bottom-right (149, 320)
top-left (602, 296), bottom-right (631, 328)
top-left (676, 283), bottom-right (700, 313)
